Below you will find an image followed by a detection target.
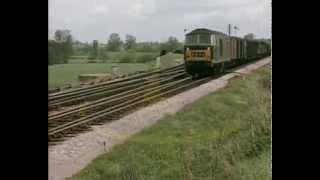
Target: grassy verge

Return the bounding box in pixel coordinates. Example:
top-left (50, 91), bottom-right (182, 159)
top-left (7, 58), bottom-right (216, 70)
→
top-left (147, 53), bottom-right (183, 69)
top-left (68, 66), bottom-right (271, 180)
top-left (68, 65), bottom-right (271, 180)
top-left (48, 63), bottom-right (148, 88)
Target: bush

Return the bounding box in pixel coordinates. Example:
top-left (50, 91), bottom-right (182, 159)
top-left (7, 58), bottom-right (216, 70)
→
top-left (174, 49), bottom-right (183, 54)
top-left (87, 56), bottom-right (96, 60)
top-left (127, 49), bottom-right (136, 53)
top-left (87, 51), bottom-right (97, 60)
top-left (119, 52), bottom-right (136, 63)
top-left (136, 54), bottom-right (155, 63)
top-left (99, 51), bottom-right (109, 63)
top-left (87, 59), bottom-right (98, 63)
top-left (160, 50), bottom-right (167, 56)
top-left (48, 40), bottom-right (70, 65)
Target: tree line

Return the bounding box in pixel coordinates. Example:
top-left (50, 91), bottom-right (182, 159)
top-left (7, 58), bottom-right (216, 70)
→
top-left (101, 33), bottom-right (183, 52)
top-left (49, 30), bottom-right (184, 65)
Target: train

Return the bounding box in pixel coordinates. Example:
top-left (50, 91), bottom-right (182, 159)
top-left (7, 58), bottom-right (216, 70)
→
top-left (183, 28), bottom-right (271, 76)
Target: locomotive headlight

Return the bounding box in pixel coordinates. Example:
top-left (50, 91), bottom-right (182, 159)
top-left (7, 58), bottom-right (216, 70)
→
top-left (186, 48), bottom-right (191, 58)
top-left (206, 47), bottom-right (210, 59)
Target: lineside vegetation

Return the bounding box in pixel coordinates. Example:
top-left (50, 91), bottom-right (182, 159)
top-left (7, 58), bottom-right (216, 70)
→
top-left (68, 66), bottom-right (271, 180)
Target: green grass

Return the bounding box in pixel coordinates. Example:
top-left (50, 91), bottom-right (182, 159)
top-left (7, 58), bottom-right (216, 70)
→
top-left (68, 52), bottom-right (159, 64)
top-left (108, 51), bottom-right (158, 61)
top-left (50, 53), bottom-right (183, 88)
top-left (68, 66), bottom-right (271, 180)
top-left (68, 58), bottom-right (89, 64)
top-left (148, 53), bottom-right (184, 69)
top-left (49, 63), bottom-right (148, 88)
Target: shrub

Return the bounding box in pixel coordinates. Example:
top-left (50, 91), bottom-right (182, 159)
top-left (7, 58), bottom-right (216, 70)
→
top-left (119, 52), bottom-right (136, 63)
top-left (99, 51), bottom-right (109, 63)
top-left (87, 59), bottom-right (98, 63)
top-left (136, 54), bottom-right (155, 63)
top-left (174, 49), bottom-right (183, 54)
top-left (160, 50), bottom-right (167, 56)
top-left (87, 54), bottom-right (97, 60)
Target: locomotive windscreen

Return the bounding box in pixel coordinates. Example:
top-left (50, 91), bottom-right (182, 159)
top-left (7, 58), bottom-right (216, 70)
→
top-left (186, 34), bottom-right (197, 44)
top-left (185, 34), bottom-right (211, 44)
top-left (199, 34), bottom-right (210, 43)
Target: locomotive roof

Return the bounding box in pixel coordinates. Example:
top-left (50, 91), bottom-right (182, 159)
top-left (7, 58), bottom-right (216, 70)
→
top-left (186, 28), bottom-right (269, 44)
top-left (186, 28), bottom-right (227, 36)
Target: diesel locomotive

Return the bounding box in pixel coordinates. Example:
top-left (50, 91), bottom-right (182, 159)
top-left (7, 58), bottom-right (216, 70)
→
top-left (184, 28), bottom-right (271, 76)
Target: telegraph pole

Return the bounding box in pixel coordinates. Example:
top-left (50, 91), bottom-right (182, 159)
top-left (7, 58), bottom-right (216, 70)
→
top-left (228, 24), bottom-right (232, 36)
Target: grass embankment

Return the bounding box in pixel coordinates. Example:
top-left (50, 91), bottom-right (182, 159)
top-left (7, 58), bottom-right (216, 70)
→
top-left (48, 63), bottom-right (147, 88)
top-left (149, 53), bottom-right (184, 69)
top-left (68, 65), bottom-right (271, 180)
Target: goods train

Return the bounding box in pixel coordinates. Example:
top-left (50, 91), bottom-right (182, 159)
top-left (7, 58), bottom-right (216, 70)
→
top-left (184, 28), bottom-right (271, 76)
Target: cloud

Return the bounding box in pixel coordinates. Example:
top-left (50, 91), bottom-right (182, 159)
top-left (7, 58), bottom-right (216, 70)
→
top-left (127, 0), bottom-right (156, 20)
top-left (49, 0), bottom-right (271, 42)
top-left (92, 5), bottom-right (108, 14)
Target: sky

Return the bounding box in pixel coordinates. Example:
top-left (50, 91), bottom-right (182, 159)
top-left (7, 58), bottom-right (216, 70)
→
top-left (49, 0), bottom-right (271, 43)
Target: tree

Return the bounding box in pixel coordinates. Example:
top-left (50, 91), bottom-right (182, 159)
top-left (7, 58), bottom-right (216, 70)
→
top-left (107, 33), bottom-right (122, 51)
top-left (137, 42), bottom-right (152, 52)
top-left (64, 33), bottom-right (73, 58)
top-left (48, 30), bottom-right (74, 65)
top-left (166, 36), bottom-right (179, 52)
top-left (244, 33), bottom-right (255, 40)
top-left (73, 42), bottom-right (92, 56)
top-left (124, 34), bottom-right (136, 50)
top-left (54, 30), bottom-right (72, 42)
top-left (160, 36), bottom-right (182, 53)
top-left (48, 40), bottom-right (67, 65)
top-left (53, 29), bottom-right (73, 62)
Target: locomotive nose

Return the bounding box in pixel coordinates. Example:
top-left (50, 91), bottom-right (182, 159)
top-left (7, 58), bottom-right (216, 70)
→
top-left (185, 47), bottom-right (211, 61)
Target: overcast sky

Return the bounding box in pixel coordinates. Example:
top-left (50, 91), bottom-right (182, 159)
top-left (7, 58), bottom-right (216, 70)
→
top-left (49, 0), bottom-right (271, 43)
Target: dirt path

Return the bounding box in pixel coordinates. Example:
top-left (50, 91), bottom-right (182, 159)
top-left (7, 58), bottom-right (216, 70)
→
top-left (48, 57), bottom-right (272, 180)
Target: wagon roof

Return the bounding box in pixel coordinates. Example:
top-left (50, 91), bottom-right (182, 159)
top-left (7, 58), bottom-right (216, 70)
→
top-left (186, 28), bottom-right (227, 36)
top-left (230, 36), bottom-right (243, 40)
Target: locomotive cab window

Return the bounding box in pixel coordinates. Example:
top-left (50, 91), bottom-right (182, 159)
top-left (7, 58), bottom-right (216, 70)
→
top-left (199, 34), bottom-right (210, 44)
top-left (186, 35), bottom-right (198, 44)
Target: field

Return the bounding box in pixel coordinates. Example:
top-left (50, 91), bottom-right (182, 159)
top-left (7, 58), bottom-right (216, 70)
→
top-left (49, 53), bottom-right (183, 88)
top-left (49, 63), bottom-right (148, 88)
top-left (68, 66), bottom-right (271, 180)
top-left (68, 52), bottom-right (160, 64)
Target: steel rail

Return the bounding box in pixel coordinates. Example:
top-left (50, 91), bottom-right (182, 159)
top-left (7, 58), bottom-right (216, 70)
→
top-left (48, 76), bottom-right (195, 136)
top-left (48, 70), bottom-right (186, 109)
top-left (49, 64), bottom-right (184, 98)
top-left (48, 72), bottom-right (187, 122)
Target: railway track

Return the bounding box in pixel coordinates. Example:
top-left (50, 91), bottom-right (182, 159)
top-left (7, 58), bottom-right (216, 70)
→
top-left (48, 69), bottom-right (152, 94)
top-left (48, 74), bottom-right (214, 145)
top-left (48, 64), bottom-right (185, 110)
top-left (48, 60), bottom-right (264, 145)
